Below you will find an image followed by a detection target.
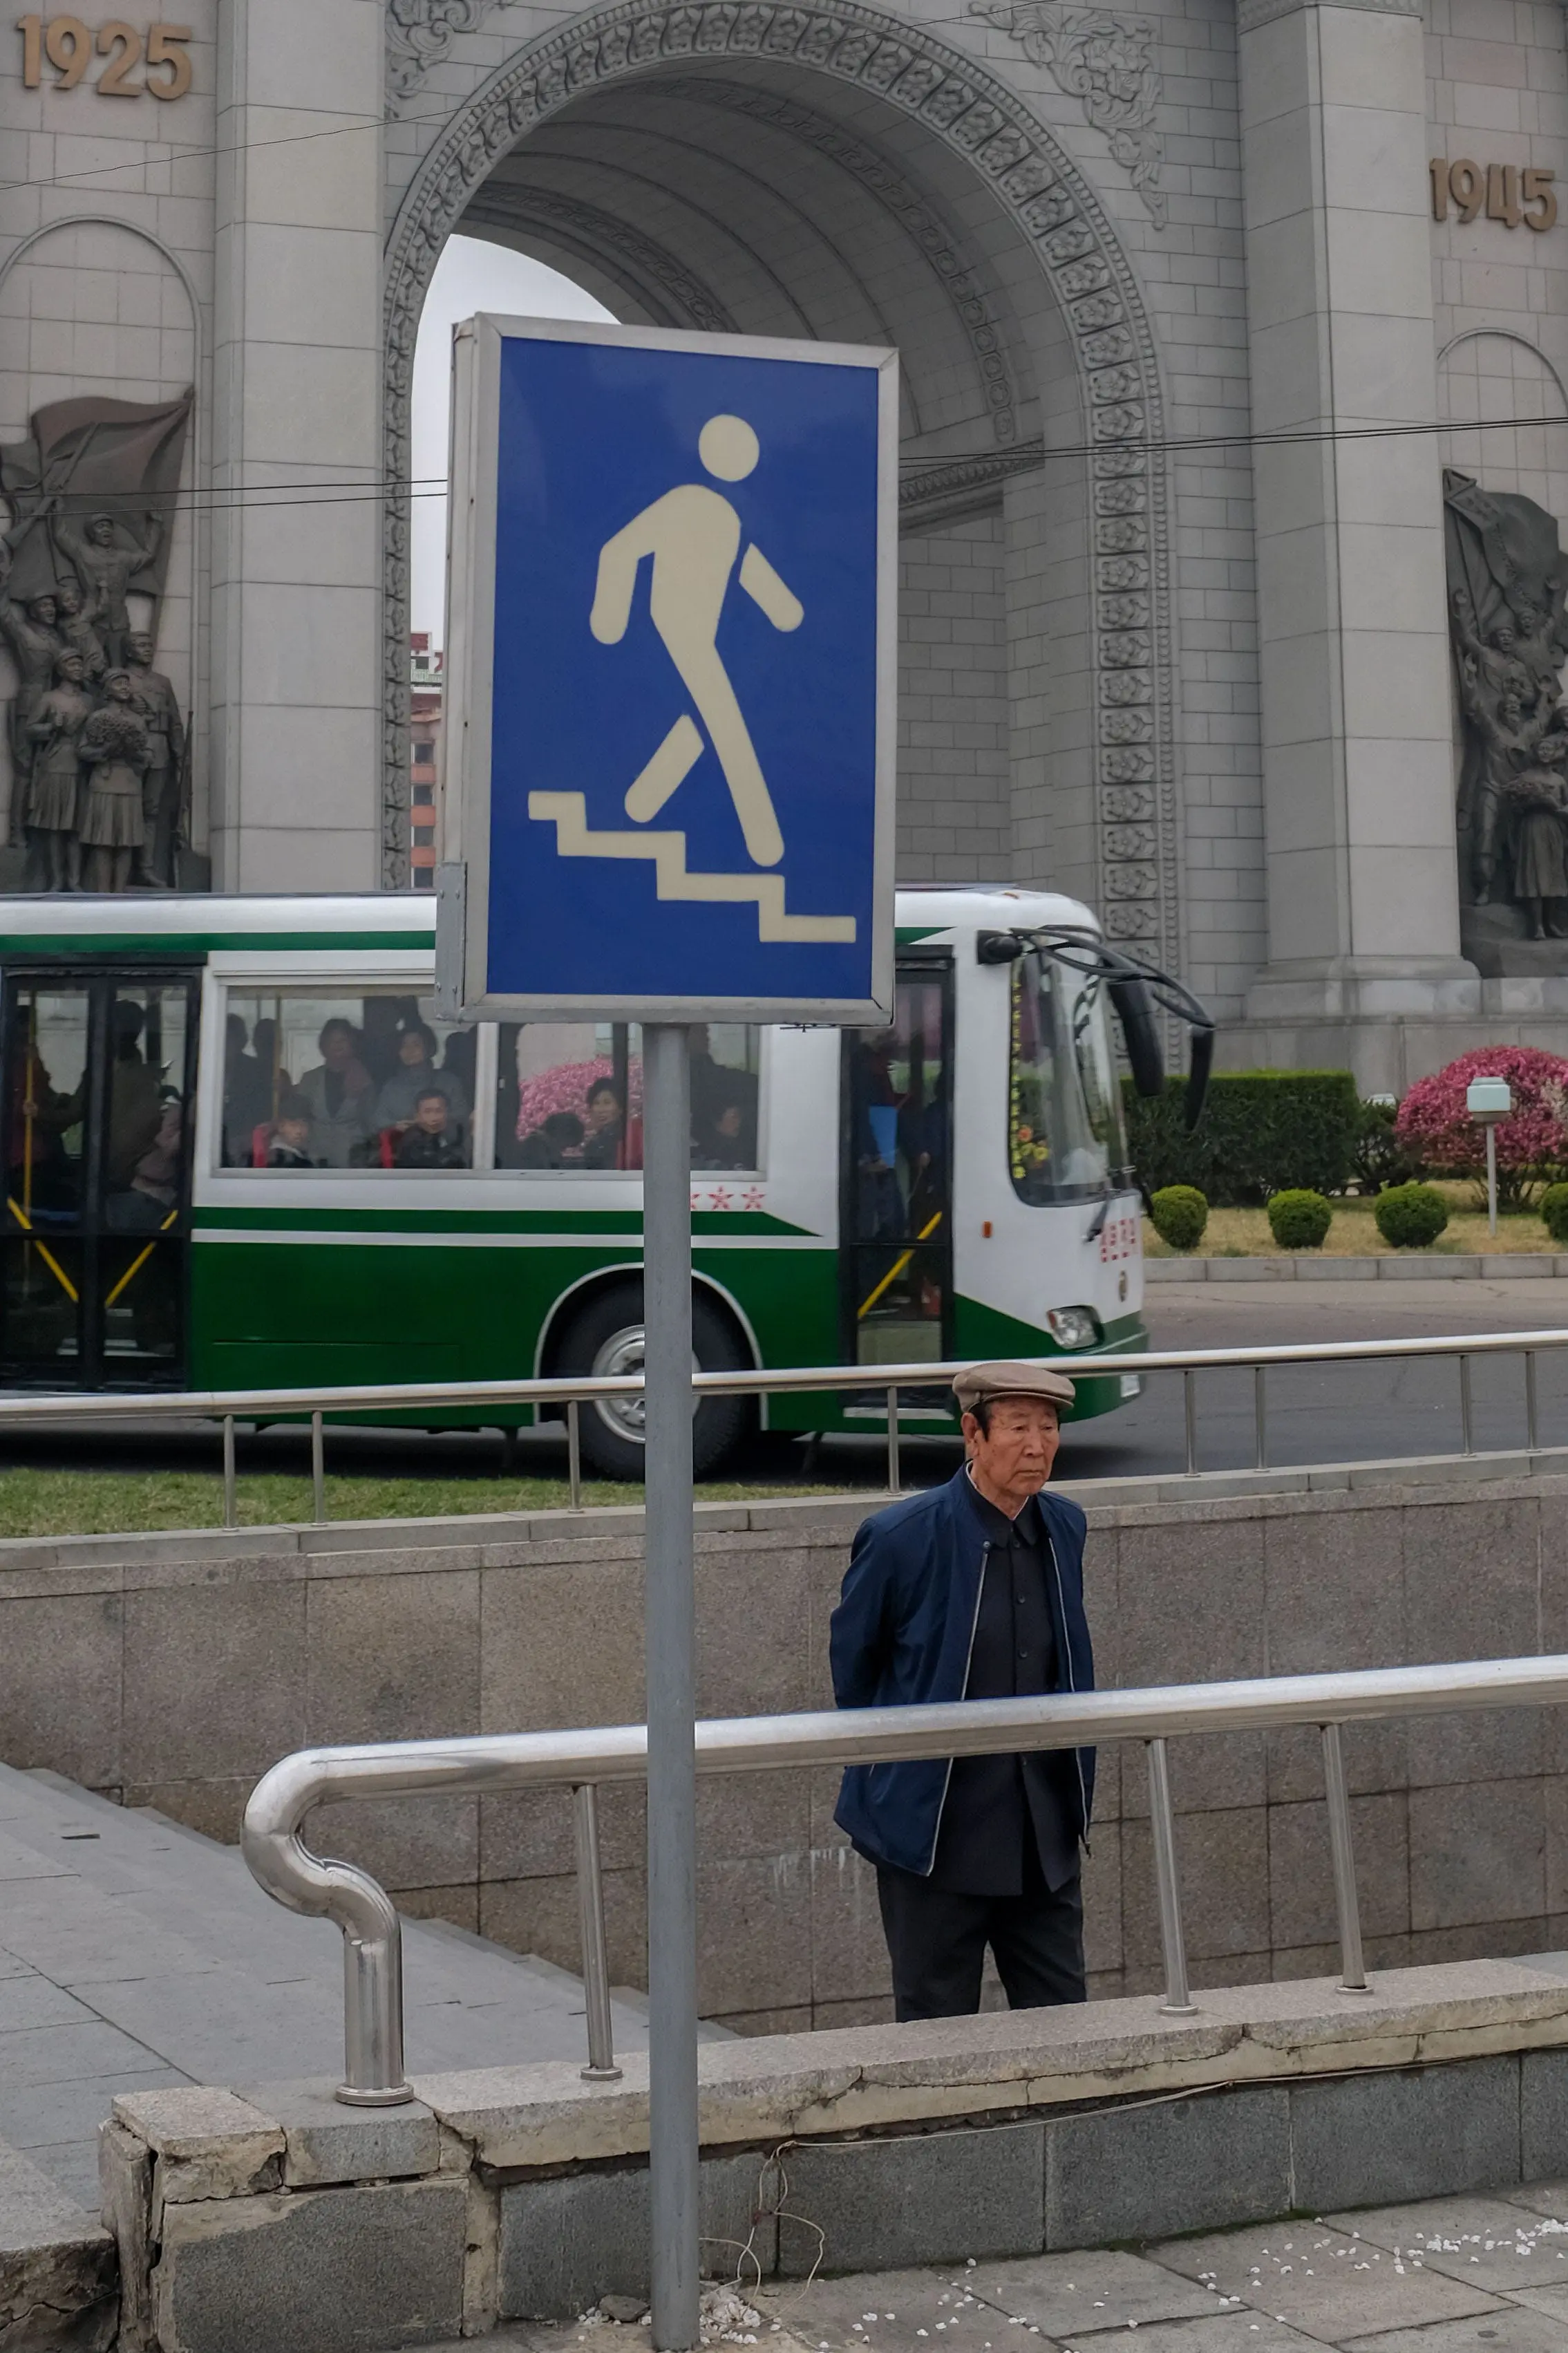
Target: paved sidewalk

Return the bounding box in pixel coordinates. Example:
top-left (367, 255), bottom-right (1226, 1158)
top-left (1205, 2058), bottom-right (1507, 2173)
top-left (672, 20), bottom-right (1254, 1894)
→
top-left (0, 1761), bottom-right (670, 2213)
top-left (420, 2188), bottom-right (1568, 2347)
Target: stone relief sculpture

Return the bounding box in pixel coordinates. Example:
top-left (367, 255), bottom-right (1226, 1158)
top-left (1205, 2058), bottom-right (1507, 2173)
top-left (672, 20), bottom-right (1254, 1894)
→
top-left (969, 1), bottom-right (1166, 225)
top-left (0, 391), bottom-right (192, 894)
top-left (1445, 467), bottom-right (1568, 950)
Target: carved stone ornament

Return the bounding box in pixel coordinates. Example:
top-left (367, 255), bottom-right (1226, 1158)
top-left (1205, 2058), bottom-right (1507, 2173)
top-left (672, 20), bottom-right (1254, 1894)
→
top-left (968, 0), bottom-right (1165, 226)
top-left (388, 0), bottom-right (505, 100)
top-left (381, 0), bottom-right (1176, 970)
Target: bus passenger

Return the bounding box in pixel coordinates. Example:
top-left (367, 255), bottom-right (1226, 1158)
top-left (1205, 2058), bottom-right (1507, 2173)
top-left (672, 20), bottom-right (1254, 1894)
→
top-left (516, 1111), bottom-right (585, 1168)
top-left (851, 1031), bottom-right (903, 1240)
top-left (296, 1019), bottom-right (373, 1168)
top-left (374, 1022), bottom-right (469, 1142)
top-left (581, 1077), bottom-right (625, 1170)
top-left (694, 1094), bottom-right (748, 1170)
top-left (6, 1005), bottom-right (84, 1213)
top-left (111, 1096), bottom-right (182, 1230)
top-left (106, 1002), bottom-right (164, 1190)
top-left (266, 1091), bottom-right (318, 1169)
top-left (222, 1015), bottom-right (269, 1166)
top-left (394, 1089), bottom-right (468, 1170)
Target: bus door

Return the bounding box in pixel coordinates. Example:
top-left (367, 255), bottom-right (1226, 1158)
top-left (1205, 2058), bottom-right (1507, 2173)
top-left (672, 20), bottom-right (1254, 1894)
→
top-left (1, 971), bottom-right (198, 1387)
top-left (840, 957), bottom-right (954, 1375)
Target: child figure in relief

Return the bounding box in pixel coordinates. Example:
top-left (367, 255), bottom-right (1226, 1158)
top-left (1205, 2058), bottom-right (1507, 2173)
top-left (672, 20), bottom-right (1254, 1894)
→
top-left (1509, 735), bottom-right (1568, 940)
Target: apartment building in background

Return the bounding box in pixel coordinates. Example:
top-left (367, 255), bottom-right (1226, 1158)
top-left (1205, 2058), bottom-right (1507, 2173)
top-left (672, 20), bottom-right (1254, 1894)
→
top-left (410, 635), bottom-right (443, 890)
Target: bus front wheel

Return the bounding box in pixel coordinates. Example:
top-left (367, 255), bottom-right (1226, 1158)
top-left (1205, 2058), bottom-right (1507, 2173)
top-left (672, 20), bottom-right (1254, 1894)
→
top-left (556, 1283), bottom-right (750, 1482)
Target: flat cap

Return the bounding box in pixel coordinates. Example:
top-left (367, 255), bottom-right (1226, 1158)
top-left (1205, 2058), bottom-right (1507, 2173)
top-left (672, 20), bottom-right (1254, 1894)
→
top-left (952, 1359), bottom-right (1075, 1414)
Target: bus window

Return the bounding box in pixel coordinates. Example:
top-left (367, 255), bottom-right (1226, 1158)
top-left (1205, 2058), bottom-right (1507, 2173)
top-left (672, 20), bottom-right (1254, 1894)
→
top-left (1008, 952), bottom-right (1130, 1204)
top-left (222, 993), bottom-right (475, 1172)
top-left (495, 1022), bottom-right (761, 1171)
top-left (844, 968), bottom-right (952, 1365)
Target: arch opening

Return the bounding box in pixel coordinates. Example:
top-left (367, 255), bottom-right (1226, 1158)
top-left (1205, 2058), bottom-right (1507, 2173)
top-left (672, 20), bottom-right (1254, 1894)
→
top-left (387, 0), bottom-right (1175, 971)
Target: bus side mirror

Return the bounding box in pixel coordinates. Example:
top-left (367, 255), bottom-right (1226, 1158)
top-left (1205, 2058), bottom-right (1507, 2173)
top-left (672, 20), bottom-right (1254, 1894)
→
top-left (1184, 1026), bottom-right (1215, 1132)
top-left (1108, 976), bottom-right (1164, 1097)
top-left (976, 931), bottom-right (1023, 965)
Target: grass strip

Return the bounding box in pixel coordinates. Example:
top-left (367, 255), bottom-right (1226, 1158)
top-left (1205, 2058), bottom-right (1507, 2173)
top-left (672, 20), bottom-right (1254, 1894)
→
top-left (0, 1468), bottom-right (853, 1539)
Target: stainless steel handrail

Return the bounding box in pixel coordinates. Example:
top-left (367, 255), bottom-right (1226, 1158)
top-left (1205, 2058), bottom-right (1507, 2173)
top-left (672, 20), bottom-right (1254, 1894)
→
top-left (0, 1324), bottom-right (1563, 1424)
top-left (241, 1651), bottom-right (1568, 2105)
top-left (3, 1324), bottom-right (1568, 1517)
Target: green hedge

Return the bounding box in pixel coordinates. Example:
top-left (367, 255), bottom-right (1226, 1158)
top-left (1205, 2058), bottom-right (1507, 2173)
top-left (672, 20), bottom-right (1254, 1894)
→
top-left (1123, 1069), bottom-right (1362, 1206)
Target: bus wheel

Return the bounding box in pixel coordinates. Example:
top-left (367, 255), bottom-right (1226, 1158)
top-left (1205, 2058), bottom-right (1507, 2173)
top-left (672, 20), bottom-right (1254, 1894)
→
top-left (556, 1283), bottom-right (750, 1483)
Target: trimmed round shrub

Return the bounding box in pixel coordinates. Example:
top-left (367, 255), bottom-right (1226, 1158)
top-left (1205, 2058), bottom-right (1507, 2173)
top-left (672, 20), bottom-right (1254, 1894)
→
top-left (1395, 1046), bottom-right (1568, 1210)
top-left (1267, 1189), bottom-right (1332, 1250)
top-left (1374, 1182), bottom-right (1449, 1250)
top-left (1542, 1183), bottom-right (1568, 1244)
top-left (1149, 1184), bottom-right (1208, 1252)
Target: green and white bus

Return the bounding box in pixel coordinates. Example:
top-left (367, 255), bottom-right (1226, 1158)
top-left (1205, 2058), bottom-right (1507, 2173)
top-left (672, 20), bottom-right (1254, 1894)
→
top-left (0, 885), bottom-right (1204, 1473)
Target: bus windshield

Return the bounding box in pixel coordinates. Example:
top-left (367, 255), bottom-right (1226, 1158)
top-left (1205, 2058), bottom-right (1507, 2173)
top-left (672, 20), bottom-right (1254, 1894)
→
top-left (1008, 949), bottom-right (1129, 1204)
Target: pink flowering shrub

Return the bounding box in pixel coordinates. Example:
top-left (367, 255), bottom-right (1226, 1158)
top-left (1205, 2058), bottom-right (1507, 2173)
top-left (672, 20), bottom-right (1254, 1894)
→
top-left (516, 1056), bottom-right (643, 1141)
top-left (1395, 1046), bottom-right (1568, 1208)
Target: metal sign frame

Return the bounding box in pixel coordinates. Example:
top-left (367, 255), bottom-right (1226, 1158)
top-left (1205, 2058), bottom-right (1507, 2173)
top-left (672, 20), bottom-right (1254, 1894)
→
top-left (442, 312), bottom-right (898, 1026)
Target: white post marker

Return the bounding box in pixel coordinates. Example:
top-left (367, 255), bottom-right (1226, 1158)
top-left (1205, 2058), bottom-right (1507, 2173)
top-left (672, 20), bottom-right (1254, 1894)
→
top-left (1466, 1076), bottom-right (1513, 1237)
top-left (437, 316), bottom-right (896, 2351)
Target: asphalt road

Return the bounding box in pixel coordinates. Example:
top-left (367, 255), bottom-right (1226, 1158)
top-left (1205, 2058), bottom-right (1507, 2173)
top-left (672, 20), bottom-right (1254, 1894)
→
top-left (1, 1276), bottom-right (1565, 1496)
top-left (1053, 1274), bottom-right (1568, 1482)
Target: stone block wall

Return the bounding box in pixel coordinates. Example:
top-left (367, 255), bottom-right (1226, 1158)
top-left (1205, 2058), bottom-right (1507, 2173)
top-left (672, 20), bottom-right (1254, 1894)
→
top-left (2, 1474), bottom-right (1568, 2034)
top-left (897, 517), bottom-right (1010, 886)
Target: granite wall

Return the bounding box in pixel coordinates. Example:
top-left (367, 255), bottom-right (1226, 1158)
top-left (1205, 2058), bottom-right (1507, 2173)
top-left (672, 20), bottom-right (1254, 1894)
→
top-left (1, 1475), bottom-right (1565, 2034)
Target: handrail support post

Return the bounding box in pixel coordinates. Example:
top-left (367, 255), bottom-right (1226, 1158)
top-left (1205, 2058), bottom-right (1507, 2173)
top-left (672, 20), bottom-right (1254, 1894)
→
top-left (1184, 1369), bottom-right (1198, 1476)
top-left (222, 1414), bottom-right (236, 1528)
top-left (574, 1784), bottom-right (622, 2081)
top-left (1460, 1351), bottom-right (1475, 1456)
top-left (1321, 1722), bottom-right (1370, 1993)
top-left (887, 1385), bottom-right (900, 1494)
top-left (1527, 1349), bottom-right (1540, 1456)
top-left (1254, 1362), bottom-right (1267, 1472)
top-left (567, 1400), bottom-right (583, 1512)
top-left (1146, 1737), bottom-right (1196, 2015)
top-left (310, 1411), bottom-right (325, 1524)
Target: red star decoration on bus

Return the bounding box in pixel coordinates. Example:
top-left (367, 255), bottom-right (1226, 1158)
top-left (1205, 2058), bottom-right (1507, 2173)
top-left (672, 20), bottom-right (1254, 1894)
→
top-left (742, 1188), bottom-right (765, 1210)
top-left (707, 1188), bottom-right (733, 1211)
top-left (690, 1190), bottom-right (702, 1211)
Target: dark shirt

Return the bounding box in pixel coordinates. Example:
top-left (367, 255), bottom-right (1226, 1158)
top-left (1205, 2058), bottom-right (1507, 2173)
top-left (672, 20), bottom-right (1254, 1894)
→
top-left (395, 1128), bottom-right (466, 1170)
top-left (927, 1474), bottom-right (1080, 1897)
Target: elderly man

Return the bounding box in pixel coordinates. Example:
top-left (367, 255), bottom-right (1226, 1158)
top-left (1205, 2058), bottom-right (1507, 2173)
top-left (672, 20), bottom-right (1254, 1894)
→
top-left (829, 1361), bottom-right (1094, 2021)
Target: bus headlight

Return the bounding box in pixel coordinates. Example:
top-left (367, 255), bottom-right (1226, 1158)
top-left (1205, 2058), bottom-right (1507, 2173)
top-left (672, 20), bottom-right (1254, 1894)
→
top-left (1046, 1306), bottom-right (1099, 1349)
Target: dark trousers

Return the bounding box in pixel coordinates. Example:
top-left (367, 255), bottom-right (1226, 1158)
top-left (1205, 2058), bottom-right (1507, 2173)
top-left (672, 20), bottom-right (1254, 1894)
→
top-left (876, 1856), bottom-right (1086, 2021)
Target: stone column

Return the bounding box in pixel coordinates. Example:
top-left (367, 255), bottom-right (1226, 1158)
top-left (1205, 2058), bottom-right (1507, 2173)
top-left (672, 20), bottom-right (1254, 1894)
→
top-left (210, 0), bottom-right (384, 891)
top-left (1238, 0), bottom-right (1477, 1060)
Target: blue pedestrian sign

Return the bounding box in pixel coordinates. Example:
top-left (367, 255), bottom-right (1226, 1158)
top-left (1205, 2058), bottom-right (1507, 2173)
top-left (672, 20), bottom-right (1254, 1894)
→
top-left (442, 317), bottom-right (896, 1024)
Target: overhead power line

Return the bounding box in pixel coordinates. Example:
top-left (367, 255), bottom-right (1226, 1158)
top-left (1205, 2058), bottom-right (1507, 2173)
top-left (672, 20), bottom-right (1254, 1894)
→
top-left (0, 409), bottom-right (1550, 524)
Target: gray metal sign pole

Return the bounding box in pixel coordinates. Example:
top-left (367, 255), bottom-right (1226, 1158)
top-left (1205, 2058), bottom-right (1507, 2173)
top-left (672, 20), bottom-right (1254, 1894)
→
top-left (642, 1022), bottom-right (699, 2353)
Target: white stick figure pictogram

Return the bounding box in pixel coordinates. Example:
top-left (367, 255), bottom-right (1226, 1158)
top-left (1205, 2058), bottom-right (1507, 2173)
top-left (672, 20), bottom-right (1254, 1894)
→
top-left (589, 413), bottom-right (803, 869)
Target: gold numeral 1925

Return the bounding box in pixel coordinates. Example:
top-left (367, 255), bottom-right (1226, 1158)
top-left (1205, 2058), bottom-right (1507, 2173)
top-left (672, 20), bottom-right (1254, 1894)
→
top-left (17, 15), bottom-right (191, 96)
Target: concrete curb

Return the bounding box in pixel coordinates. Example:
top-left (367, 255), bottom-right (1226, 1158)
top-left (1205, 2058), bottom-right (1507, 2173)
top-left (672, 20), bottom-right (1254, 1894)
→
top-left (0, 2137), bottom-right (116, 2352)
top-left (1147, 1251), bottom-right (1568, 1281)
top-left (98, 1959), bottom-right (1568, 2341)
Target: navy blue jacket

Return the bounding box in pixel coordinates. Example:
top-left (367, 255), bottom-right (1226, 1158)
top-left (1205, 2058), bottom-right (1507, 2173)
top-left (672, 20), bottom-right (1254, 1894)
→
top-left (829, 1467), bottom-right (1096, 1876)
